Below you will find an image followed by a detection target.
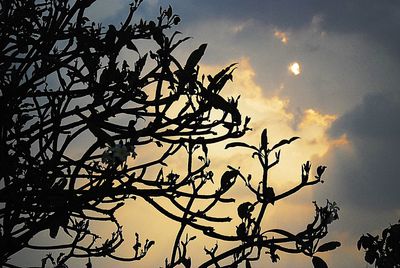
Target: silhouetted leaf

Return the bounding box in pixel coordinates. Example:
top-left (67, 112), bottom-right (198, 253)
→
top-left (126, 40), bottom-right (138, 53)
top-left (270, 136), bottom-right (300, 151)
top-left (104, 25), bottom-right (117, 48)
top-left (261, 128), bottom-right (268, 149)
top-left (225, 142), bottom-right (257, 151)
top-left (316, 165), bottom-right (327, 178)
top-left (182, 257), bottom-right (191, 268)
top-left (49, 225), bottom-right (60, 239)
top-left (155, 141), bottom-right (163, 147)
top-left (203, 92), bottom-right (242, 124)
top-left (166, 5), bottom-right (172, 18)
top-left (312, 256), bottom-right (328, 268)
top-left (185, 43), bottom-right (207, 71)
top-left (220, 170), bottom-right (238, 191)
top-left (147, 240), bottom-right (155, 249)
top-left (357, 238), bottom-right (362, 250)
top-left (135, 53), bottom-right (147, 73)
top-left (266, 229), bottom-right (297, 239)
top-left (317, 241), bottom-right (341, 252)
top-left (236, 222), bottom-right (247, 241)
top-left (237, 202), bottom-right (254, 219)
top-left (207, 63), bottom-right (237, 93)
top-left (264, 187), bottom-right (275, 205)
top-left (213, 63), bottom-right (237, 83)
top-left (170, 36), bottom-right (191, 51)
top-left (365, 250), bottom-right (378, 264)
top-left (152, 28), bottom-right (164, 47)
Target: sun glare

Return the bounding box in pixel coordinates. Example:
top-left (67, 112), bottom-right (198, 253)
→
top-left (289, 62), bottom-right (301, 76)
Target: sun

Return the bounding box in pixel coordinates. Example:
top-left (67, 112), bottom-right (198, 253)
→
top-left (289, 62), bottom-right (301, 76)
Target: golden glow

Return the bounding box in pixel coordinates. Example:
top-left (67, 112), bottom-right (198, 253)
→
top-left (115, 59), bottom-right (347, 267)
top-left (274, 30), bottom-right (289, 44)
top-left (289, 62), bottom-right (301, 75)
top-left (332, 134), bottom-right (349, 146)
top-left (200, 58), bottom-right (342, 181)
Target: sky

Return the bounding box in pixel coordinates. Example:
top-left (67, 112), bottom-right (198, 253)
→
top-left (92, 1), bottom-right (400, 267)
top-left (15, 1), bottom-right (400, 268)
top-left (135, 1), bottom-right (400, 267)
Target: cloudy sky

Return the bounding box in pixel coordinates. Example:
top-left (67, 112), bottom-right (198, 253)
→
top-left (24, 1), bottom-right (400, 267)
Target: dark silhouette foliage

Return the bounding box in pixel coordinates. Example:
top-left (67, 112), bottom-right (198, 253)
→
top-left (0, 0), bottom-right (339, 267)
top-left (358, 220), bottom-right (400, 267)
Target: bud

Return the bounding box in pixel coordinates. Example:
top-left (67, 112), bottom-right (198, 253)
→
top-left (316, 165), bottom-right (327, 179)
top-left (173, 16), bottom-right (181, 25)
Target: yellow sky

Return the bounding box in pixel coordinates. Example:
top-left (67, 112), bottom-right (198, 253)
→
top-left (103, 58), bottom-right (349, 268)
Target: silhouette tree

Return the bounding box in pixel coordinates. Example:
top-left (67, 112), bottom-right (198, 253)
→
top-left (0, 0), bottom-right (340, 267)
top-left (358, 220), bottom-right (400, 267)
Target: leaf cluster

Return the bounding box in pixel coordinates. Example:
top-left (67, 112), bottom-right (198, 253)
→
top-left (358, 220), bottom-right (400, 267)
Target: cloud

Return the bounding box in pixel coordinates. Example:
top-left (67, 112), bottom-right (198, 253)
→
top-left (309, 91), bottom-right (400, 268)
top-left (166, 0), bottom-right (400, 60)
top-left (314, 1), bottom-right (400, 59)
top-left (200, 58), bottom-right (341, 212)
top-left (326, 92), bottom-right (400, 211)
top-left (172, 10), bottom-right (400, 121)
top-left (102, 59), bottom-right (342, 268)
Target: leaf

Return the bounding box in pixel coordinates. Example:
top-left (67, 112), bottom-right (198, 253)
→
top-left (270, 136), bottom-right (300, 151)
top-left (236, 222), bottom-right (247, 241)
top-left (317, 241), bottom-right (341, 252)
top-left (170, 36), bottom-right (191, 52)
top-left (266, 229), bottom-right (297, 239)
top-left (135, 53), bottom-right (147, 73)
top-left (264, 187), bottom-right (275, 205)
top-left (261, 128), bottom-right (268, 149)
top-left (316, 165), bottom-right (327, 178)
top-left (225, 142), bottom-right (257, 151)
top-left (312, 256), bottom-right (328, 268)
top-left (220, 170), bottom-right (238, 191)
top-left (146, 240), bottom-right (155, 250)
top-left (155, 141), bottom-right (163, 147)
top-left (365, 250), bottom-right (378, 264)
top-left (213, 63), bottom-right (237, 83)
top-left (57, 253), bottom-right (65, 263)
top-left (49, 225), bottom-right (60, 239)
top-left (357, 238), bottom-right (362, 250)
top-left (185, 43), bottom-right (207, 71)
top-left (207, 63), bottom-right (237, 93)
top-left (126, 40), bottom-right (139, 53)
top-left (237, 202), bottom-right (253, 219)
top-left (152, 28), bottom-right (164, 47)
top-left (166, 5), bottom-right (172, 18)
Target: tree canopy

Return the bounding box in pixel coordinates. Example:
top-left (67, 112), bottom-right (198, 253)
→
top-left (358, 220), bottom-right (400, 268)
top-left (0, 0), bottom-right (339, 267)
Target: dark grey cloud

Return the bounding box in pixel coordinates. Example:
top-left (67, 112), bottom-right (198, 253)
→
top-left (141, 0), bottom-right (400, 117)
top-left (162, 0), bottom-right (400, 59)
top-left (316, 1), bottom-right (400, 59)
top-left (167, 0), bottom-right (319, 28)
top-left (105, 1), bottom-right (400, 63)
top-left (327, 92), bottom-right (400, 211)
